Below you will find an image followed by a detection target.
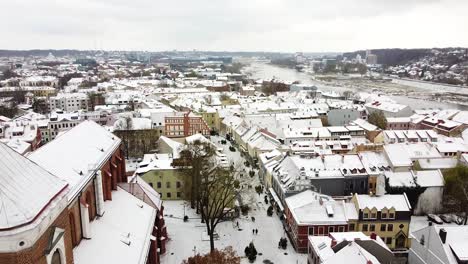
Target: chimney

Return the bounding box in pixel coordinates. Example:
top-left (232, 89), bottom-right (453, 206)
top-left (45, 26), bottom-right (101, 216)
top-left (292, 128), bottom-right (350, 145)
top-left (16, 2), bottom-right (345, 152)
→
top-left (439, 228), bottom-right (447, 244)
top-left (331, 239), bottom-right (337, 248)
top-left (370, 233), bottom-right (377, 240)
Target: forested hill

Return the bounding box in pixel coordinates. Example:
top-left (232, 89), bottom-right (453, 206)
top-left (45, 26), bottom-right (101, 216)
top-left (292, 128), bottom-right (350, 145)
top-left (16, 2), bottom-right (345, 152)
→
top-left (343, 49), bottom-right (432, 66)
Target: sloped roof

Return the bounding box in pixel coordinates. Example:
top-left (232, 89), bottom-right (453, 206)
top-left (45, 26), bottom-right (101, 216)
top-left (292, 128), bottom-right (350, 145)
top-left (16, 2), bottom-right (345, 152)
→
top-left (0, 143), bottom-right (68, 230)
top-left (29, 120), bottom-right (121, 201)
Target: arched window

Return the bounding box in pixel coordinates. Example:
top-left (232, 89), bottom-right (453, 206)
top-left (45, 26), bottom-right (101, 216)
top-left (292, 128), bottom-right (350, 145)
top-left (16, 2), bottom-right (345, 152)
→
top-left (51, 249), bottom-right (62, 264)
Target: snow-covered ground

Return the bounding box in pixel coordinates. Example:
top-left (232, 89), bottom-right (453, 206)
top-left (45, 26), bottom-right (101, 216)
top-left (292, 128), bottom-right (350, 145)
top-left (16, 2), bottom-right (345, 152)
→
top-left (160, 198), bottom-right (307, 264)
top-left (160, 136), bottom-right (307, 263)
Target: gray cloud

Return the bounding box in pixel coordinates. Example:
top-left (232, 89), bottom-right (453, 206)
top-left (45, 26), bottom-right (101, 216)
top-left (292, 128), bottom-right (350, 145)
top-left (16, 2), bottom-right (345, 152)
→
top-left (0, 0), bottom-right (466, 51)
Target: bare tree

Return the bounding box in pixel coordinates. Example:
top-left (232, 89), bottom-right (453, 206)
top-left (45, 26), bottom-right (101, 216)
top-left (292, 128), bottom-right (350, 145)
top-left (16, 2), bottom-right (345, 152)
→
top-left (177, 140), bottom-right (216, 212)
top-left (199, 166), bottom-right (239, 252)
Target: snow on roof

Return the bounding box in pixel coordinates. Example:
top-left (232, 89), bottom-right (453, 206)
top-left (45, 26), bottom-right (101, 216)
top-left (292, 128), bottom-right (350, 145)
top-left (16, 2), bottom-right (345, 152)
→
top-left (0, 142), bottom-right (68, 230)
top-left (355, 194), bottom-right (411, 211)
top-left (384, 143), bottom-right (441, 167)
top-left (323, 241), bottom-right (380, 264)
top-left (436, 142), bottom-right (468, 153)
top-left (136, 154), bottom-right (175, 174)
top-left (387, 117), bottom-right (411, 123)
top-left (358, 152), bottom-right (390, 175)
top-left (29, 121), bottom-right (121, 201)
top-left (158, 136), bottom-right (183, 158)
top-left (1, 138), bottom-right (31, 155)
top-left (365, 101), bottom-right (408, 113)
top-left (285, 190), bottom-right (349, 225)
top-left (309, 236), bottom-right (334, 261)
top-left (385, 170), bottom-right (443, 188)
top-left (327, 126), bottom-right (349, 133)
top-left (414, 170), bottom-right (444, 187)
top-left (73, 187), bottom-right (155, 264)
top-left (185, 133), bottom-right (211, 145)
top-left (351, 118), bottom-right (378, 131)
top-left (412, 224), bottom-right (468, 264)
top-left (452, 111), bottom-right (468, 124)
top-left (417, 158), bottom-right (457, 170)
top-left (328, 231), bottom-right (390, 254)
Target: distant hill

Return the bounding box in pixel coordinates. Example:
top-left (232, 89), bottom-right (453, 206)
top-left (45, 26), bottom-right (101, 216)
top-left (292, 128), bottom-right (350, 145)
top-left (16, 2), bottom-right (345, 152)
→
top-left (343, 49), bottom-right (433, 66)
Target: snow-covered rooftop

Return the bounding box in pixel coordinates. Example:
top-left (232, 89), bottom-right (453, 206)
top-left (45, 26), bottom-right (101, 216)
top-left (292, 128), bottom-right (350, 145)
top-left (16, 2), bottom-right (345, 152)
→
top-left (29, 121), bottom-right (121, 201)
top-left (73, 187), bottom-right (155, 264)
top-left (0, 142), bottom-right (68, 230)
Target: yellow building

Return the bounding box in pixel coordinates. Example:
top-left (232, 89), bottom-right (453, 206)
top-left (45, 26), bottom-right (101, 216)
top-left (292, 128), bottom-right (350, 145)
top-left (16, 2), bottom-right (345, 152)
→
top-left (351, 193), bottom-right (412, 250)
top-left (139, 153), bottom-right (192, 200)
top-left (200, 109), bottom-right (217, 130)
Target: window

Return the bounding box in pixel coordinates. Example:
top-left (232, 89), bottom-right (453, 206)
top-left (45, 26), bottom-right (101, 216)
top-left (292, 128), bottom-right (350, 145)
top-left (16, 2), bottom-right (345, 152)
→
top-left (328, 226), bottom-right (334, 233)
top-left (387, 224), bottom-right (393, 231)
top-left (177, 192), bottom-right (181, 198)
top-left (51, 249), bottom-right (62, 264)
top-left (370, 213), bottom-right (377, 219)
top-left (386, 237), bottom-right (392, 244)
top-left (389, 212), bottom-right (395, 219)
top-left (363, 224), bottom-right (368, 232)
top-left (363, 213), bottom-right (369, 219)
top-left (349, 223), bottom-right (355, 231)
top-left (318, 227), bottom-right (324, 235)
top-left (167, 192), bottom-right (171, 198)
top-left (339, 226), bottom-right (345, 232)
top-left (308, 227), bottom-right (314, 235)
top-left (166, 182), bottom-right (171, 188)
top-left (370, 224), bottom-right (375, 232)
top-left (381, 212), bottom-right (387, 219)
top-left (176, 181), bottom-right (181, 188)
top-left (380, 224), bottom-right (386, 232)
top-left (157, 182), bottom-right (161, 188)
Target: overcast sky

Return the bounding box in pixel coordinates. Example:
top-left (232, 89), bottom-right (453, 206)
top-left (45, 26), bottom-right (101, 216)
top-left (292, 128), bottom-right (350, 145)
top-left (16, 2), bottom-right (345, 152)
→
top-left (1, 0), bottom-right (467, 52)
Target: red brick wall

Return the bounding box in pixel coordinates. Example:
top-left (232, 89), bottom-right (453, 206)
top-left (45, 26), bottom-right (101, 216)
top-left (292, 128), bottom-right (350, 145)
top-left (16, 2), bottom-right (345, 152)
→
top-left (0, 209), bottom-right (74, 264)
top-left (68, 200), bottom-right (82, 247)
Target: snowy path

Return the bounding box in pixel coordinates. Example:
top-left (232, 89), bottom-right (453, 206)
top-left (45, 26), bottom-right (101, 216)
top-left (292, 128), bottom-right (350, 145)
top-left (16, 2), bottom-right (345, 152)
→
top-left (160, 136), bottom-right (307, 264)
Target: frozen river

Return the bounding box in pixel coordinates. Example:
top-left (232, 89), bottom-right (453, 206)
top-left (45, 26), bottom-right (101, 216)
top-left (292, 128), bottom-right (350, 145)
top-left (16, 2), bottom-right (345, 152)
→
top-left (244, 62), bottom-right (468, 110)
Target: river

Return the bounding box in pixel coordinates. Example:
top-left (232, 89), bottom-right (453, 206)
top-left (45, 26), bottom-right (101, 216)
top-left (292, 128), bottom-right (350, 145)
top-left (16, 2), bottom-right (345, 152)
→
top-left (243, 62), bottom-right (468, 110)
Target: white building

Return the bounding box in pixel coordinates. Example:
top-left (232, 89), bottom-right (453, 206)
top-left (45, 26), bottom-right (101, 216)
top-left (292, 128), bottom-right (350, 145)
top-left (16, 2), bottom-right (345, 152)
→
top-left (409, 225), bottom-right (468, 264)
top-left (49, 93), bottom-right (89, 112)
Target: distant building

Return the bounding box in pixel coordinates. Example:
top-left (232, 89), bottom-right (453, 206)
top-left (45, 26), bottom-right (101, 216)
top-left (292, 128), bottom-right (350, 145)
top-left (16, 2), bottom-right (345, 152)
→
top-left (164, 111), bottom-right (210, 138)
top-left (366, 54), bottom-right (378, 65)
top-left (327, 109), bottom-right (362, 126)
top-left (48, 93), bottom-right (90, 112)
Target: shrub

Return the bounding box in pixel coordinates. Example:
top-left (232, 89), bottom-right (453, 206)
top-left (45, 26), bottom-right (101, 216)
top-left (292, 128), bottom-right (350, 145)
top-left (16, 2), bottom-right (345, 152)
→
top-left (278, 238), bottom-right (288, 249)
top-left (241, 205), bottom-right (250, 215)
top-left (267, 206), bottom-right (273, 217)
top-left (245, 242), bottom-right (257, 263)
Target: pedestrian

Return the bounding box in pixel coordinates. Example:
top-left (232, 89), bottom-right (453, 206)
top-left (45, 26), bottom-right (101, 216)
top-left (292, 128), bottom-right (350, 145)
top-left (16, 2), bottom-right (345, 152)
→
top-left (256, 229), bottom-right (258, 234)
top-left (236, 221), bottom-right (239, 228)
top-left (252, 229), bottom-right (255, 234)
